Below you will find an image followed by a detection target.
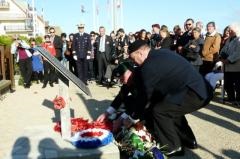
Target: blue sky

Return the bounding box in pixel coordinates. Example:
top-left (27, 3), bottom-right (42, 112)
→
top-left (34, 0), bottom-right (240, 35)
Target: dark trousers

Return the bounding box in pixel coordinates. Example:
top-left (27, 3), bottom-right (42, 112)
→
top-left (104, 64), bottom-right (117, 80)
top-left (76, 58), bottom-right (88, 84)
top-left (147, 89), bottom-right (205, 151)
top-left (224, 72), bottom-right (240, 101)
top-left (18, 57), bottom-right (32, 85)
top-left (69, 56), bottom-right (78, 77)
top-left (43, 60), bottom-right (55, 85)
top-left (199, 60), bottom-right (215, 76)
top-left (97, 52), bottom-right (108, 82)
top-left (87, 59), bottom-right (94, 80)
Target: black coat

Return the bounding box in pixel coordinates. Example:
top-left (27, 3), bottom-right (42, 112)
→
top-left (52, 35), bottom-right (63, 60)
top-left (141, 49), bottom-right (208, 105)
top-left (160, 37), bottom-right (173, 49)
top-left (111, 67), bottom-right (147, 117)
top-left (95, 35), bottom-right (114, 62)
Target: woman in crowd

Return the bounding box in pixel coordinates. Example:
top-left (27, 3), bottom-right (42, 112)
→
top-left (11, 35), bottom-right (32, 88)
top-left (29, 38), bottom-right (43, 83)
top-left (183, 27), bottom-right (204, 71)
top-left (220, 26), bottom-right (230, 50)
top-left (220, 23), bottom-right (240, 105)
top-left (159, 27), bottom-right (173, 49)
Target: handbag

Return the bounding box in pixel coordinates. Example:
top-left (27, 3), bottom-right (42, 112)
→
top-left (185, 52), bottom-right (198, 61)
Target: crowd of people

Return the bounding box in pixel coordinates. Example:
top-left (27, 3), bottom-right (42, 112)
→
top-left (10, 18), bottom-right (240, 157)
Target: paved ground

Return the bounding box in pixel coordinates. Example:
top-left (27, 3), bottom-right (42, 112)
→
top-left (0, 82), bottom-right (239, 159)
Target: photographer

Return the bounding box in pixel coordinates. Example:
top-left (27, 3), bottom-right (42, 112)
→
top-left (11, 35), bottom-right (32, 88)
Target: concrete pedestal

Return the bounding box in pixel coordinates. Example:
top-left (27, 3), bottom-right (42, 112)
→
top-left (5, 125), bottom-right (120, 159)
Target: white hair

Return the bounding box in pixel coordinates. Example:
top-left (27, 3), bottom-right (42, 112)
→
top-left (229, 22), bottom-right (240, 37)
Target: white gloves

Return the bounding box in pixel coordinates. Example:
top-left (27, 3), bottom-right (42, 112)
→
top-left (73, 55), bottom-right (77, 60)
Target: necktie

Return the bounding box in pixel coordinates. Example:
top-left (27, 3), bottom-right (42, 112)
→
top-left (100, 36), bottom-right (105, 52)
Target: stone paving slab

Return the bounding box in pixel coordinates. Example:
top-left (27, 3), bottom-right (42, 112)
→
top-left (4, 125), bottom-right (119, 159)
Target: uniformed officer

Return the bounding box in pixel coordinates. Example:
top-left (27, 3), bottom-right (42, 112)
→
top-left (72, 24), bottom-right (91, 85)
top-left (128, 40), bottom-right (213, 157)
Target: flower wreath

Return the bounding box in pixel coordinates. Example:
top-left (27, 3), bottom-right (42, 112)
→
top-left (70, 128), bottom-right (113, 148)
top-left (54, 118), bottom-right (113, 149)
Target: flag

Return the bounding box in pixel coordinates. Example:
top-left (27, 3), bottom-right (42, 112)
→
top-left (116, 0), bottom-right (121, 8)
top-left (96, 4), bottom-right (99, 15)
top-left (81, 5), bottom-right (85, 13)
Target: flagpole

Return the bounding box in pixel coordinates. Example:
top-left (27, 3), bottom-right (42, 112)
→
top-left (120, 0), bottom-right (123, 28)
top-left (113, 0), bottom-right (117, 33)
top-left (32, 0), bottom-right (36, 37)
top-left (96, 1), bottom-right (99, 30)
top-left (93, 0), bottom-right (96, 31)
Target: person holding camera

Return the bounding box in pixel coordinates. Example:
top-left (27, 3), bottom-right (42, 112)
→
top-left (11, 35), bottom-right (32, 88)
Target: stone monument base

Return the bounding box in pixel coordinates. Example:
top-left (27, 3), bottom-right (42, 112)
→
top-left (5, 125), bottom-right (120, 159)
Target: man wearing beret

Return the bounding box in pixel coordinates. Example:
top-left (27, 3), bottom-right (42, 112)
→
top-left (128, 40), bottom-right (213, 157)
top-left (97, 61), bottom-right (147, 132)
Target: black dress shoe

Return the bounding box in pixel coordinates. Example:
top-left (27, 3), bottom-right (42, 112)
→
top-left (165, 147), bottom-right (184, 157)
top-left (183, 140), bottom-right (198, 149)
top-left (49, 83), bottom-right (54, 87)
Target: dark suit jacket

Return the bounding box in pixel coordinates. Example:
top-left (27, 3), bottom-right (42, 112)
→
top-left (111, 67), bottom-right (147, 116)
top-left (72, 33), bottom-right (91, 59)
top-left (52, 35), bottom-right (63, 60)
top-left (141, 49), bottom-right (208, 105)
top-left (95, 35), bottom-right (114, 62)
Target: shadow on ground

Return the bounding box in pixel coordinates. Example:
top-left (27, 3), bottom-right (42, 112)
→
top-left (42, 99), bottom-right (75, 122)
top-left (11, 136), bottom-right (103, 159)
top-left (191, 103), bottom-right (240, 134)
top-left (77, 93), bottom-right (112, 120)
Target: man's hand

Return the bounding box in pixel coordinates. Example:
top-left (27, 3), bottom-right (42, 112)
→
top-left (96, 112), bottom-right (109, 122)
top-left (221, 59), bottom-right (229, 64)
top-left (73, 55), bottom-right (77, 60)
top-left (112, 118), bottom-right (122, 133)
top-left (122, 117), bottom-right (133, 128)
top-left (189, 44), bottom-right (196, 48)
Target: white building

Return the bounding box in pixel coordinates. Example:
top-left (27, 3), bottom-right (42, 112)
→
top-left (0, 0), bottom-right (45, 37)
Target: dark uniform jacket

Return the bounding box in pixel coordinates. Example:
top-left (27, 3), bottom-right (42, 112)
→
top-left (72, 33), bottom-right (91, 59)
top-left (141, 49), bottom-right (209, 105)
top-left (95, 35), bottom-right (114, 62)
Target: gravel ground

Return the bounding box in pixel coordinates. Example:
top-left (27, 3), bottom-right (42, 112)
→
top-left (0, 82), bottom-right (239, 159)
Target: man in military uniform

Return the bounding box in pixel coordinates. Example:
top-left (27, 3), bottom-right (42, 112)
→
top-left (72, 24), bottom-right (91, 85)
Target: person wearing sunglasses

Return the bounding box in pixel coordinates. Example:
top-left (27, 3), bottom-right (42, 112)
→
top-left (176, 18), bottom-right (195, 54)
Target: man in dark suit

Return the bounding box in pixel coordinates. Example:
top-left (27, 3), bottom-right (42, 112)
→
top-left (72, 24), bottom-right (92, 85)
top-left (49, 27), bottom-right (63, 84)
top-left (95, 26), bottom-right (114, 84)
top-left (49, 27), bottom-right (63, 61)
top-left (128, 40), bottom-right (213, 157)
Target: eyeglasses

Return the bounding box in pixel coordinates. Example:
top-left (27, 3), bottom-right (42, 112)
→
top-left (186, 24), bottom-right (192, 26)
top-left (50, 32), bottom-right (55, 33)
